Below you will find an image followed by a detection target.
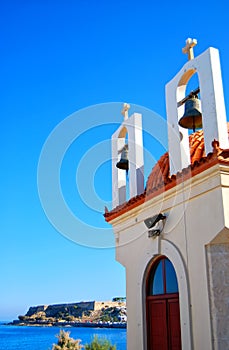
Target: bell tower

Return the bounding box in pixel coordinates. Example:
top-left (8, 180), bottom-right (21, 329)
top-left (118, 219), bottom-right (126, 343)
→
top-left (111, 103), bottom-right (144, 208)
top-left (166, 38), bottom-right (229, 175)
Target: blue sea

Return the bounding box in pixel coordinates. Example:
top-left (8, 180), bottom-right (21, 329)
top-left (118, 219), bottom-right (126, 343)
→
top-left (0, 323), bottom-right (126, 350)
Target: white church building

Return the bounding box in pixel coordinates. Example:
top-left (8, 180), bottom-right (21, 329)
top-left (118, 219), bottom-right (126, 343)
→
top-left (104, 39), bottom-right (229, 350)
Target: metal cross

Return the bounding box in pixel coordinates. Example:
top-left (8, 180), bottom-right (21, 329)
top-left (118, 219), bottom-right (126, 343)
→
top-left (182, 38), bottom-right (197, 60)
top-left (121, 103), bottom-right (130, 120)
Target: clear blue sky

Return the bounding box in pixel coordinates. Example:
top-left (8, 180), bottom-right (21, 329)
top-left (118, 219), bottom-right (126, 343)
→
top-left (1, 0), bottom-right (228, 320)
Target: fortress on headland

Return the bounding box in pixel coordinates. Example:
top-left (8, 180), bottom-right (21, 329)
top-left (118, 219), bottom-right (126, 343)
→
top-left (11, 299), bottom-right (127, 327)
top-left (25, 300), bottom-right (126, 318)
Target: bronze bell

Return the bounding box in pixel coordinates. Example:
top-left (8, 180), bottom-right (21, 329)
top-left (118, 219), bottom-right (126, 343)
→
top-left (116, 145), bottom-right (129, 171)
top-left (179, 95), bottom-right (202, 132)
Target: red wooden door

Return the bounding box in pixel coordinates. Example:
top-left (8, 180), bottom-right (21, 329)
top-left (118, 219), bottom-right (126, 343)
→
top-left (147, 299), bottom-right (168, 350)
top-left (168, 298), bottom-right (182, 350)
top-left (146, 257), bottom-right (181, 350)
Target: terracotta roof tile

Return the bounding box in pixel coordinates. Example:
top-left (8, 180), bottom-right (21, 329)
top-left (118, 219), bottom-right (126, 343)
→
top-left (104, 124), bottom-right (229, 222)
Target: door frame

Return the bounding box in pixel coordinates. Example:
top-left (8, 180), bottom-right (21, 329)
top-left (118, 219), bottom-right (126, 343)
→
top-left (142, 240), bottom-right (192, 350)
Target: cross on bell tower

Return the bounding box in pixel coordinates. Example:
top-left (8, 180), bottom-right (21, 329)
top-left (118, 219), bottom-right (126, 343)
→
top-left (121, 103), bottom-right (130, 120)
top-left (182, 38), bottom-right (197, 60)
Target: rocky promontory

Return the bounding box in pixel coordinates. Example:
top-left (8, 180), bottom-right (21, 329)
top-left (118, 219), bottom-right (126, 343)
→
top-left (10, 299), bottom-right (127, 328)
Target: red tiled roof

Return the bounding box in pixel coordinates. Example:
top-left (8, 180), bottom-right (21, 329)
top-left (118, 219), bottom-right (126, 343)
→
top-left (146, 129), bottom-right (205, 191)
top-left (104, 126), bottom-right (229, 222)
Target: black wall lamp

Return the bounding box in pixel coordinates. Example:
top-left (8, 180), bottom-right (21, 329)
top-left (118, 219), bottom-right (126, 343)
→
top-left (144, 213), bottom-right (166, 238)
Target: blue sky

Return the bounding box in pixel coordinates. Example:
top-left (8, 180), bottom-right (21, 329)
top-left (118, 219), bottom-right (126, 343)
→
top-left (1, 0), bottom-right (228, 320)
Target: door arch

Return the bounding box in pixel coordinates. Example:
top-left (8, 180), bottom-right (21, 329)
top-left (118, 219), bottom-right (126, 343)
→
top-left (146, 256), bottom-right (181, 350)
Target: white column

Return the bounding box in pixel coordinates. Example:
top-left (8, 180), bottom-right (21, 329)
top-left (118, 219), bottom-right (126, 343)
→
top-left (198, 48), bottom-right (228, 154)
top-left (126, 113), bottom-right (144, 200)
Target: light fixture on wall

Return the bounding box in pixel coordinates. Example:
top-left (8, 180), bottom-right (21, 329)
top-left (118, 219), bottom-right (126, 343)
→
top-left (144, 213), bottom-right (166, 238)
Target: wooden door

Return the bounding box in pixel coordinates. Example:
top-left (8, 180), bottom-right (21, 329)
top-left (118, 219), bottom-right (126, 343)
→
top-left (146, 257), bottom-right (181, 350)
top-left (147, 299), bottom-right (168, 350)
top-left (168, 298), bottom-right (182, 350)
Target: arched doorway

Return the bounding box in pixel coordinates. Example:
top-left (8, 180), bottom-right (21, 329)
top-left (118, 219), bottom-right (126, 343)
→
top-left (146, 256), bottom-right (181, 350)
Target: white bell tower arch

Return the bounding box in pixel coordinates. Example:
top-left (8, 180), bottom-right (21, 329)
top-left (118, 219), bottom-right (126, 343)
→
top-left (166, 38), bottom-right (229, 175)
top-left (111, 103), bottom-right (144, 209)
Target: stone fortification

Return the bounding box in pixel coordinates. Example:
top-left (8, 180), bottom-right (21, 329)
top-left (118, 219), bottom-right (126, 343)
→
top-left (26, 305), bottom-right (48, 316)
top-left (94, 301), bottom-right (125, 311)
top-left (25, 301), bottom-right (126, 318)
top-left (20, 300), bottom-right (127, 323)
top-left (25, 301), bottom-right (95, 318)
top-left (12, 299), bottom-right (127, 327)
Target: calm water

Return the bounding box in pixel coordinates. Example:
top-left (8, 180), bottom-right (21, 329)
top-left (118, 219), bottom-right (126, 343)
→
top-left (0, 324), bottom-right (126, 350)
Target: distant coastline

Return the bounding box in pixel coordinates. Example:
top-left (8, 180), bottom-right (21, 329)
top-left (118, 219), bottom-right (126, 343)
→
top-left (8, 298), bottom-right (127, 329)
top-left (8, 320), bottom-right (126, 328)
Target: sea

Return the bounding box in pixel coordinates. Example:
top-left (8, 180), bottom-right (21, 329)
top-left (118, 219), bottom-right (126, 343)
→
top-left (0, 323), bottom-right (126, 350)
